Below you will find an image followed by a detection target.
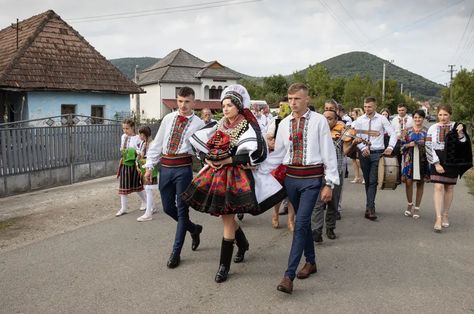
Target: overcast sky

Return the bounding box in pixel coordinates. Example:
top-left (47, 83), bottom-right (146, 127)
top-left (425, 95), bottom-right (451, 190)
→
top-left (1, 0), bottom-right (473, 85)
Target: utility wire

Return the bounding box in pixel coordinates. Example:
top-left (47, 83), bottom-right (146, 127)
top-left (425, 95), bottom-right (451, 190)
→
top-left (334, 0), bottom-right (370, 42)
top-left (317, 0), bottom-right (363, 45)
top-left (67, 0), bottom-right (261, 23)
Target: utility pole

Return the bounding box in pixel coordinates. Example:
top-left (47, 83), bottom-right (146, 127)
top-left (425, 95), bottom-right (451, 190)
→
top-left (448, 65), bottom-right (456, 105)
top-left (400, 83), bottom-right (403, 95)
top-left (134, 65), bottom-right (141, 124)
top-left (382, 63), bottom-right (386, 105)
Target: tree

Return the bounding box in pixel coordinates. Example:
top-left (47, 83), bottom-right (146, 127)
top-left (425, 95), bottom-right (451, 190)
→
top-left (342, 75), bottom-right (374, 109)
top-left (263, 75), bottom-right (288, 98)
top-left (442, 69), bottom-right (474, 126)
top-left (240, 79), bottom-right (265, 100)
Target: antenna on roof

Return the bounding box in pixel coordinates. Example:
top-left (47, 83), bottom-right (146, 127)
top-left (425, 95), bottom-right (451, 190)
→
top-left (10, 18), bottom-right (22, 50)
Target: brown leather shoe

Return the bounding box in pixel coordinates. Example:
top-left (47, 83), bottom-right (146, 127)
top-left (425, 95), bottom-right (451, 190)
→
top-left (296, 262), bottom-right (317, 279)
top-left (276, 276), bottom-right (293, 294)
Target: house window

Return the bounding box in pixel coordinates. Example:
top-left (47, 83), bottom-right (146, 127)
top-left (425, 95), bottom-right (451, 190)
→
top-left (175, 87), bottom-right (182, 98)
top-left (209, 88), bottom-right (222, 100)
top-left (61, 104), bottom-right (77, 125)
top-left (91, 105), bottom-right (105, 124)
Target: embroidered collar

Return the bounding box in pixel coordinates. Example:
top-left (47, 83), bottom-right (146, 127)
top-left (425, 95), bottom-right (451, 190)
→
top-left (290, 109), bottom-right (311, 120)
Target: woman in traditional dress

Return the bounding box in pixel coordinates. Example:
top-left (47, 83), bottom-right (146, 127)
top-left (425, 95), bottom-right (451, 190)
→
top-left (182, 85), bottom-right (286, 283)
top-left (426, 105), bottom-right (472, 232)
top-left (400, 110), bottom-right (430, 219)
top-left (349, 107), bottom-right (364, 184)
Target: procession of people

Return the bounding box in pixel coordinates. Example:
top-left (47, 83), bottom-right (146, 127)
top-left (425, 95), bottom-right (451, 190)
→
top-left (116, 84), bottom-right (472, 294)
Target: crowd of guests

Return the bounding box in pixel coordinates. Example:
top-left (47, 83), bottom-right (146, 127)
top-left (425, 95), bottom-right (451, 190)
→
top-left (115, 84), bottom-right (472, 294)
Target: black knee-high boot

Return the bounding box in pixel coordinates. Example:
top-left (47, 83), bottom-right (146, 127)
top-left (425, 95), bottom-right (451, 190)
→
top-left (215, 238), bottom-right (234, 283)
top-left (234, 227), bottom-right (249, 263)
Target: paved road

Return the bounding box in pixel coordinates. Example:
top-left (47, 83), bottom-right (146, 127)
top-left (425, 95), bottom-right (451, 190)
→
top-left (1, 174), bottom-right (473, 313)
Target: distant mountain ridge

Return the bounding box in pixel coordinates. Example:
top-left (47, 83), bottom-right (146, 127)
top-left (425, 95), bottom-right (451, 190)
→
top-left (317, 51), bottom-right (442, 99)
top-left (109, 57), bottom-right (160, 80)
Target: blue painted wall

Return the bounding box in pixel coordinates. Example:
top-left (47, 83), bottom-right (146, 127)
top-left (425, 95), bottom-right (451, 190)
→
top-left (27, 91), bottom-right (130, 121)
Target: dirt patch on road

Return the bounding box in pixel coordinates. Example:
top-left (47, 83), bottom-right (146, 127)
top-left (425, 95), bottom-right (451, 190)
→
top-left (0, 176), bottom-right (147, 253)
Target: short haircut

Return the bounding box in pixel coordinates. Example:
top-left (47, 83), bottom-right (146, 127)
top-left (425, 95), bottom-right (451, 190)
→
top-left (138, 126), bottom-right (152, 138)
top-left (364, 96), bottom-right (377, 104)
top-left (308, 105), bottom-right (316, 112)
top-left (397, 103), bottom-right (407, 109)
top-left (413, 109), bottom-right (426, 118)
top-left (177, 86), bottom-right (195, 98)
top-left (437, 104), bottom-right (452, 115)
top-left (288, 83), bottom-right (308, 95)
top-left (122, 118), bottom-right (135, 128)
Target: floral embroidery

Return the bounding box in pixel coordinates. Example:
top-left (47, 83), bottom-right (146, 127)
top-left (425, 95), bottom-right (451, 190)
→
top-left (167, 115), bottom-right (189, 154)
top-left (291, 117), bottom-right (305, 165)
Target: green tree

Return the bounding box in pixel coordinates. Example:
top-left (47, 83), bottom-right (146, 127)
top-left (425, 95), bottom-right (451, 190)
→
top-left (342, 75), bottom-right (374, 109)
top-left (263, 75), bottom-right (288, 97)
top-left (441, 69), bottom-right (474, 126)
top-left (240, 79), bottom-right (265, 100)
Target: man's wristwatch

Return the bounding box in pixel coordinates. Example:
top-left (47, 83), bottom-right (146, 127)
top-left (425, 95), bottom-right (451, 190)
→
top-left (325, 182), bottom-right (335, 190)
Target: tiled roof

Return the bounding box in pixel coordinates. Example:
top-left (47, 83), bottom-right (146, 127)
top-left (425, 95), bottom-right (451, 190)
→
top-left (162, 99), bottom-right (222, 110)
top-left (0, 10), bottom-right (143, 94)
top-left (138, 49), bottom-right (241, 86)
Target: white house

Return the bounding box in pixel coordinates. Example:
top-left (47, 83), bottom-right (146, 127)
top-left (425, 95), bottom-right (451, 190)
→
top-left (133, 48), bottom-right (242, 120)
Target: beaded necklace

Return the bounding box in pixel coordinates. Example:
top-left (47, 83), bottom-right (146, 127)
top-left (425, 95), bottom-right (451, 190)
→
top-left (218, 118), bottom-right (248, 148)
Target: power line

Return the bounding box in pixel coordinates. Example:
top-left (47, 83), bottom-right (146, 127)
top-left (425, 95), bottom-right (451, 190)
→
top-left (334, 0), bottom-right (370, 42)
top-left (363, 0), bottom-right (464, 46)
top-left (452, 8), bottom-right (474, 63)
top-left (67, 0), bottom-right (261, 23)
top-left (317, 0), bottom-right (363, 45)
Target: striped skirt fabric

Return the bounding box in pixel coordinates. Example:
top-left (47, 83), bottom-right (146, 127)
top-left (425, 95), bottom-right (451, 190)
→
top-left (118, 164), bottom-right (144, 195)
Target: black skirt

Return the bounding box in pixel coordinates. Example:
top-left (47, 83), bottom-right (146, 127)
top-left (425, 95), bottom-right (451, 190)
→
top-left (430, 150), bottom-right (458, 185)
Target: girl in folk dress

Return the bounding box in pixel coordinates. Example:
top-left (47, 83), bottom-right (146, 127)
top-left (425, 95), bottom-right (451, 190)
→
top-left (182, 85), bottom-right (286, 283)
top-left (400, 110), bottom-right (430, 219)
top-left (426, 105), bottom-right (471, 232)
top-left (136, 126), bottom-right (159, 222)
top-left (116, 119), bottom-right (147, 217)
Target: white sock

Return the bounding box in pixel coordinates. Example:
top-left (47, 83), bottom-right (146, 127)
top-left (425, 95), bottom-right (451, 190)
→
top-left (144, 187), bottom-right (155, 217)
top-left (137, 191), bottom-right (147, 208)
top-left (120, 195), bottom-right (128, 211)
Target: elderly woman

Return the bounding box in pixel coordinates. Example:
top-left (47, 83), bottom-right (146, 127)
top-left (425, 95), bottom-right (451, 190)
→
top-left (182, 85), bottom-right (286, 283)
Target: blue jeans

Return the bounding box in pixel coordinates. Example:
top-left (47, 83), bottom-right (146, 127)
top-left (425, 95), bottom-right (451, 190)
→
top-left (359, 151), bottom-right (382, 210)
top-left (284, 176), bottom-right (322, 280)
top-left (159, 166), bottom-right (197, 255)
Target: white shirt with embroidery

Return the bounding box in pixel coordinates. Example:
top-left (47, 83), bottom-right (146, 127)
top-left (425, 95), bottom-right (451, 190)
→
top-left (120, 134), bottom-right (142, 150)
top-left (145, 111), bottom-right (204, 169)
top-left (391, 114), bottom-right (414, 138)
top-left (425, 122), bottom-right (466, 165)
top-left (258, 109), bottom-right (340, 186)
top-left (352, 113), bottom-right (397, 151)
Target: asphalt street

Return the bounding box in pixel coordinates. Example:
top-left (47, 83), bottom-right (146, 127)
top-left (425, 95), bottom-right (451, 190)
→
top-left (1, 174), bottom-right (473, 313)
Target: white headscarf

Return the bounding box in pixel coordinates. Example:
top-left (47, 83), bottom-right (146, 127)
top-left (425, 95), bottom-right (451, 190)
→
top-left (220, 84), bottom-right (251, 110)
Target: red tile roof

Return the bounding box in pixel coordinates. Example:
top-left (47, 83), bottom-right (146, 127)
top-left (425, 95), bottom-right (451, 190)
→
top-left (0, 10), bottom-right (143, 94)
top-left (162, 99), bottom-right (221, 110)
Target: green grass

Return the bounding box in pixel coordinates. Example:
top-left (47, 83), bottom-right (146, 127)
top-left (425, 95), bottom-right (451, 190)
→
top-left (465, 169), bottom-right (474, 195)
top-left (0, 217), bottom-right (18, 231)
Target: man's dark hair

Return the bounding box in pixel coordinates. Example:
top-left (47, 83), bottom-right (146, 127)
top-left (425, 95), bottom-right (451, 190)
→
top-left (397, 103), bottom-right (407, 109)
top-left (177, 86), bottom-right (195, 98)
top-left (364, 96), bottom-right (377, 104)
top-left (323, 109), bottom-right (338, 119)
top-left (288, 83), bottom-right (309, 94)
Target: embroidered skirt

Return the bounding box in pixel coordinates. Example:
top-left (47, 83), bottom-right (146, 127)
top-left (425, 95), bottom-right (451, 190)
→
top-left (430, 150), bottom-right (458, 185)
top-left (118, 164), bottom-right (144, 194)
top-left (182, 165), bottom-right (281, 216)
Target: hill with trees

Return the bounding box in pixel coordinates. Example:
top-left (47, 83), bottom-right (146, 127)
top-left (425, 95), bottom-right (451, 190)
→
top-left (312, 51), bottom-right (442, 100)
top-left (109, 57), bottom-right (160, 80)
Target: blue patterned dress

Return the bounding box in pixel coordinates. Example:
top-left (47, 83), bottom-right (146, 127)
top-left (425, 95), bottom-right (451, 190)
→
top-left (401, 127), bottom-right (430, 182)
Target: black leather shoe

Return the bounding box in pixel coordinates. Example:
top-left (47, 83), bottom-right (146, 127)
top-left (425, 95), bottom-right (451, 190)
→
top-left (312, 230), bottom-right (323, 243)
top-left (326, 228), bottom-right (336, 240)
top-left (191, 224), bottom-right (203, 251)
top-left (368, 208), bottom-right (377, 221)
top-left (214, 264), bottom-right (229, 283)
top-left (336, 211), bottom-right (341, 220)
top-left (167, 253), bottom-right (180, 269)
top-left (234, 246), bottom-right (248, 263)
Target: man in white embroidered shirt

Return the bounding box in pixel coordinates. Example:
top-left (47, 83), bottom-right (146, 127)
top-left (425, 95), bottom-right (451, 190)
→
top-left (144, 87), bottom-right (205, 269)
top-left (258, 83), bottom-right (339, 294)
top-left (352, 96), bottom-right (397, 220)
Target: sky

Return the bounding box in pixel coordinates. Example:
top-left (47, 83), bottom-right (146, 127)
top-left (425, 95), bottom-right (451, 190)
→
top-left (1, 0), bottom-right (473, 85)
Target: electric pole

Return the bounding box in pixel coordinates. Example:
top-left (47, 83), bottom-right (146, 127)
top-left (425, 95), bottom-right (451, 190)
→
top-left (400, 83), bottom-right (403, 95)
top-left (447, 65), bottom-right (456, 105)
top-left (382, 63), bottom-right (386, 105)
top-left (135, 65), bottom-right (141, 124)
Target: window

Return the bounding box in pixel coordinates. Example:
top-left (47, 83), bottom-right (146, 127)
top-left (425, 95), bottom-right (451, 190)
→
top-left (61, 104), bottom-right (77, 125)
top-left (209, 88), bottom-right (222, 100)
top-left (91, 105), bottom-right (104, 124)
top-left (175, 87), bottom-right (182, 98)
